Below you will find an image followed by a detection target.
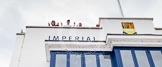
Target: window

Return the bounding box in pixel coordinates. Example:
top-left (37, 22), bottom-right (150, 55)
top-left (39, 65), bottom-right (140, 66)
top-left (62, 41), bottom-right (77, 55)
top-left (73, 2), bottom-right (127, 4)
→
top-left (120, 50), bottom-right (135, 67)
top-left (99, 55), bottom-right (112, 67)
top-left (50, 47), bottom-right (162, 67)
top-left (135, 50), bottom-right (150, 67)
top-left (70, 54), bottom-right (81, 67)
top-left (55, 54), bottom-right (67, 67)
top-left (85, 55), bottom-right (97, 67)
top-left (150, 51), bottom-right (162, 67)
top-left (114, 47), bottom-right (162, 67)
top-left (50, 52), bottom-right (114, 67)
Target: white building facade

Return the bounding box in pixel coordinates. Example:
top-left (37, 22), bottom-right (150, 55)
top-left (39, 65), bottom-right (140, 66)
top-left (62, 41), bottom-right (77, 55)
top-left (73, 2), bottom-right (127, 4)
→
top-left (10, 18), bottom-right (162, 67)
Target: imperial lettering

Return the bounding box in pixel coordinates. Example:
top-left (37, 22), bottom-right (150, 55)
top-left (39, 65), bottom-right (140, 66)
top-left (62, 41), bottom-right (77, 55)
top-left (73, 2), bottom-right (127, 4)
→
top-left (48, 36), bottom-right (95, 41)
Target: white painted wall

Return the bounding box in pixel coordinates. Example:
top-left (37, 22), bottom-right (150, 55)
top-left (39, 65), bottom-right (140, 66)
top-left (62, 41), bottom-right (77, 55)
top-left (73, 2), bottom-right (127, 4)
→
top-left (10, 34), bottom-right (25, 67)
top-left (10, 18), bottom-right (162, 67)
top-left (100, 18), bottom-right (156, 34)
top-left (154, 30), bottom-right (162, 34)
top-left (17, 27), bottom-right (106, 67)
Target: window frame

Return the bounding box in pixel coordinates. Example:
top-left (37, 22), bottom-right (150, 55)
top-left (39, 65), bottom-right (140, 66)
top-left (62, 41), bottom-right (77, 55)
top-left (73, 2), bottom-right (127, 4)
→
top-left (50, 51), bottom-right (115, 67)
top-left (114, 47), bottom-right (162, 67)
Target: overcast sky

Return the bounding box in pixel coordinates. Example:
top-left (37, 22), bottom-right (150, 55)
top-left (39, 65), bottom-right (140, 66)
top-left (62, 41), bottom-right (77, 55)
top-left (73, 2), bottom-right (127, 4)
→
top-left (0, 0), bottom-right (162, 67)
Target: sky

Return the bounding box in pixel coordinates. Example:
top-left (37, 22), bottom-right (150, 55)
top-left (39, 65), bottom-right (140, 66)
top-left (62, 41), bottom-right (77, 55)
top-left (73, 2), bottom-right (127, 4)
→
top-left (0, 0), bottom-right (162, 67)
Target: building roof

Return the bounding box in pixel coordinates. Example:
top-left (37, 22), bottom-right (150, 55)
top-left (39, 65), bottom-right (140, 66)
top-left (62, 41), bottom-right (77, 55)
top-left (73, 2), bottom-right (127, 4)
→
top-left (99, 17), bottom-right (153, 20)
top-left (26, 26), bottom-right (102, 29)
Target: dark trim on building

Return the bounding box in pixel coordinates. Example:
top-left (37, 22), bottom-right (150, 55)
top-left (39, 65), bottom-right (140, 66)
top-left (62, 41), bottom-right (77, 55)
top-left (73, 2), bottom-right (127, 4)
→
top-left (107, 33), bottom-right (162, 36)
top-left (16, 33), bottom-right (25, 35)
top-left (114, 46), bottom-right (162, 50)
top-left (50, 52), bottom-right (55, 67)
top-left (99, 17), bottom-right (153, 20)
top-left (114, 48), bottom-right (123, 67)
top-left (45, 40), bottom-right (106, 43)
top-left (26, 26), bottom-right (102, 29)
top-left (146, 50), bottom-right (155, 67)
top-left (96, 54), bottom-right (100, 67)
top-left (67, 53), bottom-right (70, 67)
top-left (155, 28), bottom-right (162, 30)
top-left (81, 53), bottom-right (85, 67)
top-left (131, 50), bottom-right (139, 67)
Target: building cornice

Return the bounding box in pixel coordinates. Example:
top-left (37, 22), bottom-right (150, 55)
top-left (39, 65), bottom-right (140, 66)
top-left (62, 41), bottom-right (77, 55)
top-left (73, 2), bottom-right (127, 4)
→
top-left (16, 33), bottom-right (25, 35)
top-left (99, 17), bottom-right (153, 20)
top-left (107, 33), bottom-right (162, 36)
top-left (26, 26), bottom-right (102, 29)
top-left (155, 28), bottom-right (162, 30)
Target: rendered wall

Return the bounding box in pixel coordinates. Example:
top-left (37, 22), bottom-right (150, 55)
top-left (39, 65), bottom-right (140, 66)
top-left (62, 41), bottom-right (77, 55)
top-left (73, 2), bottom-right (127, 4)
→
top-left (18, 27), bottom-right (106, 67)
top-left (10, 34), bottom-right (25, 67)
top-left (100, 18), bottom-right (155, 34)
top-left (11, 18), bottom-right (162, 67)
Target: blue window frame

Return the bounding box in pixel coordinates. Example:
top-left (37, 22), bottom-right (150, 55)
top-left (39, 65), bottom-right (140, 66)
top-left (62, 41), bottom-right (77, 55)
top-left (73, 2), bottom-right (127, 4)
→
top-left (114, 47), bottom-right (162, 67)
top-left (50, 47), bottom-right (162, 67)
top-left (50, 51), bottom-right (117, 67)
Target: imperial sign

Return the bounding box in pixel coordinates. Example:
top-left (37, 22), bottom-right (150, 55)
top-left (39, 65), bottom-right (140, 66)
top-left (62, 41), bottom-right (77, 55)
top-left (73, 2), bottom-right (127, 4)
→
top-left (48, 36), bottom-right (96, 41)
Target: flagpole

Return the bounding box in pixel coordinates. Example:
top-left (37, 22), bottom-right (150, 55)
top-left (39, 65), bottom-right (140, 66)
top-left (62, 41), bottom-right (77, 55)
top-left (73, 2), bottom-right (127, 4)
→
top-left (117, 0), bottom-right (124, 17)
